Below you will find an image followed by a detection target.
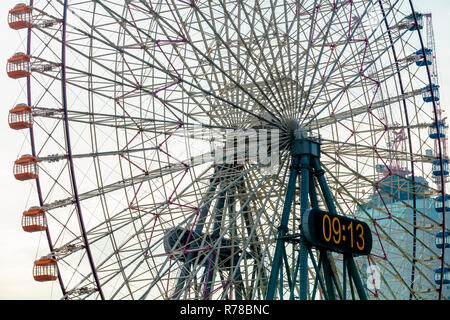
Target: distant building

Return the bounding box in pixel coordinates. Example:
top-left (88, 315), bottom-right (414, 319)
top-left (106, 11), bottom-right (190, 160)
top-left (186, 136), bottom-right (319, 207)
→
top-left (355, 173), bottom-right (450, 300)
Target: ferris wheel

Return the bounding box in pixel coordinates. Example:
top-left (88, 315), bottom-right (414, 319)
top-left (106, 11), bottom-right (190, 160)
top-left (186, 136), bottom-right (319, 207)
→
top-left (7, 0), bottom-right (450, 300)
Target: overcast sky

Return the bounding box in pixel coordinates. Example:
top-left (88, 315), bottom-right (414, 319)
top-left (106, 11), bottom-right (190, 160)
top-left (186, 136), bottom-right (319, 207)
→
top-left (0, 0), bottom-right (448, 300)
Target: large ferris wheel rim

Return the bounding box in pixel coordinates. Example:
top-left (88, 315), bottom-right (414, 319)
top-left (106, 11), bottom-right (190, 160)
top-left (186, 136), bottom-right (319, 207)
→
top-left (406, 0), bottom-right (448, 300)
top-left (378, 0), bottom-right (421, 299)
top-left (25, 0), bottom-right (69, 297)
top-left (16, 0), bottom-right (447, 300)
top-left (60, 0), bottom-right (106, 299)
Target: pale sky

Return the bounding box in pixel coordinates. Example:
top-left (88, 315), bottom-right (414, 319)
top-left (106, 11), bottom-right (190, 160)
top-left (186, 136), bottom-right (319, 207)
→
top-left (0, 0), bottom-right (448, 300)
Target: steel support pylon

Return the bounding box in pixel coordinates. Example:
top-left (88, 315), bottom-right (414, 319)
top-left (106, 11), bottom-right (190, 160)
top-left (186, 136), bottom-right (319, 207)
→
top-left (266, 131), bottom-right (368, 300)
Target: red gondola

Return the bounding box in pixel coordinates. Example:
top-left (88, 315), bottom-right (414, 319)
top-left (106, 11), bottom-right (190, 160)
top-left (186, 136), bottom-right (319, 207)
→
top-left (33, 258), bottom-right (58, 282)
top-left (8, 4), bottom-right (33, 30)
top-left (8, 104), bottom-right (33, 130)
top-left (14, 155), bottom-right (38, 181)
top-left (7, 53), bottom-right (31, 79)
top-left (22, 207), bottom-right (47, 233)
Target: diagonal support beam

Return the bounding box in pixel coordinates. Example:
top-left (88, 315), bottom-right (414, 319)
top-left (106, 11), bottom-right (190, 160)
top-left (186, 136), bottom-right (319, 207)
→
top-left (266, 130), bottom-right (368, 300)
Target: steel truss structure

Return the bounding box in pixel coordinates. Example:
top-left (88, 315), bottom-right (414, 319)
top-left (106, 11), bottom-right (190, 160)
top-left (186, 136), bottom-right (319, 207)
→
top-left (7, 0), bottom-right (449, 300)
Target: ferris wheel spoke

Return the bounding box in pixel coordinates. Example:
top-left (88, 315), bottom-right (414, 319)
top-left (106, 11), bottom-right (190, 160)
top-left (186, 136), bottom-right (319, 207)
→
top-left (86, 0), bottom-right (284, 129)
top-left (323, 171), bottom-right (438, 299)
top-left (61, 4), bottom-right (222, 128)
top-left (195, 1), bottom-right (285, 118)
top-left (77, 159), bottom-right (273, 299)
top-left (295, 0), bottom-right (320, 118)
top-left (33, 20), bottom-right (163, 103)
top-left (30, 71), bottom-right (64, 108)
top-left (60, 211), bottom-right (168, 299)
top-left (241, 0), bottom-right (293, 113)
top-left (221, 0), bottom-right (296, 113)
top-left (279, 0), bottom-right (311, 115)
top-left (159, 1), bottom-right (288, 126)
top-left (298, 0), bottom-right (378, 122)
top-left (33, 77), bottom-right (214, 146)
top-left (297, 0), bottom-right (339, 120)
top-left (166, 168), bottom-right (279, 299)
top-left (305, 72), bottom-right (425, 130)
top-left (293, 0), bottom-right (308, 115)
top-left (269, 0), bottom-right (319, 115)
top-left (268, 0), bottom-right (319, 114)
top-left (218, 152), bottom-right (291, 299)
top-left (55, 156), bottom-right (256, 294)
top-left (320, 138), bottom-right (435, 166)
top-left (46, 210), bottom-right (81, 247)
top-left (33, 107), bottom-right (239, 139)
top-left (174, 3), bottom-right (283, 123)
top-left (301, 0), bottom-right (405, 126)
top-left (144, 164), bottom-right (283, 299)
top-left (43, 160), bottom-right (196, 211)
top-left (321, 150), bottom-right (437, 223)
top-left (243, 2), bottom-right (300, 116)
top-left (324, 157), bottom-right (440, 244)
top-left (157, 160), bottom-right (282, 300)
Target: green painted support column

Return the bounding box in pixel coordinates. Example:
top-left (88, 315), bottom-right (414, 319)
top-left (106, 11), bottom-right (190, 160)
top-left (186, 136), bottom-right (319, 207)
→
top-left (309, 248), bottom-right (328, 300)
top-left (309, 173), bottom-right (319, 210)
top-left (321, 250), bottom-right (337, 300)
top-left (343, 255), bottom-right (348, 300)
top-left (311, 157), bottom-right (338, 217)
top-left (266, 131), bottom-right (368, 301)
top-left (266, 155), bottom-right (300, 299)
top-left (298, 154), bottom-right (310, 300)
top-left (347, 255), bottom-right (368, 300)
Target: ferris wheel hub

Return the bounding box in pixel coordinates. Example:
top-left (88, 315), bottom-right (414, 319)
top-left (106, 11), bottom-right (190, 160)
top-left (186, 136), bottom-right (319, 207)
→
top-left (291, 129), bottom-right (321, 158)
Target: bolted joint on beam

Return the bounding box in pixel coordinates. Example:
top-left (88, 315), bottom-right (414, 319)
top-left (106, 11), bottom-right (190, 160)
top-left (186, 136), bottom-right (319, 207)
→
top-left (290, 162), bottom-right (311, 171)
top-left (314, 168), bottom-right (326, 177)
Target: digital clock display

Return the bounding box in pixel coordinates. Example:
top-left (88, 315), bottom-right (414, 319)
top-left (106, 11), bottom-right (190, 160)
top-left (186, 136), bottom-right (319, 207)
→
top-left (303, 209), bottom-right (372, 256)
